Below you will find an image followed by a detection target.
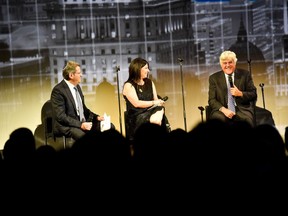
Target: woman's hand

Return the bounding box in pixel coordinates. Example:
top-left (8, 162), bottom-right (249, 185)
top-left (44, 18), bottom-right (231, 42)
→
top-left (154, 99), bottom-right (165, 106)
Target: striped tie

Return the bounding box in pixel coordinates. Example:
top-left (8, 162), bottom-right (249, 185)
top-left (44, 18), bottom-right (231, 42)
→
top-left (227, 75), bottom-right (236, 113)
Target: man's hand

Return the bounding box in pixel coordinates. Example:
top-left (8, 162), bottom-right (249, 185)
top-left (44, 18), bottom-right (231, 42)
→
top-left (97, 116), bottom-right (105, 121)
top-left (220, 107), bottom-right (235, 119)
top-left (230, 85), bottom-right (243, 97)
top-left (81, 122), bottom-right (93, 130)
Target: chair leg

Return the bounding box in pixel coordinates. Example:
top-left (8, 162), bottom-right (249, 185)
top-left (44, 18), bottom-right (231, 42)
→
top-left (63, 136), bottom-right (67, 149)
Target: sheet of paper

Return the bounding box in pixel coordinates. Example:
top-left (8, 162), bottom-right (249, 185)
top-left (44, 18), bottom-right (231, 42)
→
top-left (100, 112), bottom-right (111, 132)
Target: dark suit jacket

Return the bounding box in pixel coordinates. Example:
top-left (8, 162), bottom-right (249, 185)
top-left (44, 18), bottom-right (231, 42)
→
top-left (50, 80), bottom-right (98, 136)
top-left (208, 68), bottom-right (257, 120)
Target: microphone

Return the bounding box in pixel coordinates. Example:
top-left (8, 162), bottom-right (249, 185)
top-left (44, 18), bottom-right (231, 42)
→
top-left (116, 66), bottom-right (120, 72)
top-left (178, 58), bottom-right (183, 63)
top-left (259, 83), bottom-right (264, 87)
top-left (161, 96), bottom-right (168, 101)
top-left (198, 106), bottom-right (204, 111)
top-left (228, 75), bottom-right (233, 87)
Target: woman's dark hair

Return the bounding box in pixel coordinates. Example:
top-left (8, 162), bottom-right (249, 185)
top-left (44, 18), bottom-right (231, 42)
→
top-left (127, 58), bottom-right (149, 83)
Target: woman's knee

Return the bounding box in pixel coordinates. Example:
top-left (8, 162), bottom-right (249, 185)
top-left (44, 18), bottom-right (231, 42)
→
top-left (150, 112), bottom-right (163, 125)
top-left (150, 118), bottom-right (162, 125)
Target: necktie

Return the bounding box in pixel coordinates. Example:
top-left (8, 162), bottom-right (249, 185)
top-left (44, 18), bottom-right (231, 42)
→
top-left (227, 74), bottom-right (236, 113)
top-left (74, 87), bottom-right (85, 122)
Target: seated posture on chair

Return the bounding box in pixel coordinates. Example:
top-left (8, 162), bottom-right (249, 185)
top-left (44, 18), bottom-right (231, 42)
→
top-left (51, 60), bottom-right (114, 141)
top-left (208, 51), bottom-right (257, 127)
top-left (122, 57), bottom-right (169, 141)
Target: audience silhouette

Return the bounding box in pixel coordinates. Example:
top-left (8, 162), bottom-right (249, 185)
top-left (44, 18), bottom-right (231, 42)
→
top-left (1, 120), bottom-right (287, 196)
top-left (3, 127), bottom-right (36, 162)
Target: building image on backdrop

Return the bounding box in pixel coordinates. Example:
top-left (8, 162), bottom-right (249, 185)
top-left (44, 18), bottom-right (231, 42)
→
top-left (0, 0), bottom-right (287, 149)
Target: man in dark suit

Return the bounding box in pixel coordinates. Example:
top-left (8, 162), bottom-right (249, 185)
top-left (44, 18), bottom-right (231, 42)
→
top-left (208, 50), bottom-right (257, 127)
top-left (50, 60), bottom-right (113, 141)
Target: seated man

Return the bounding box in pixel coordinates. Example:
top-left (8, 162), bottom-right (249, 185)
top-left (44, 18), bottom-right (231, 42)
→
top-left (50, 60), bottom-right (114, 141)
top-left (208, 51), bottom-right (257, 127)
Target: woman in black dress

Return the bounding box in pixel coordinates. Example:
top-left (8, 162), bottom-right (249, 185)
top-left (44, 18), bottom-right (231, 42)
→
top-left (123, 58), bottom-right (168, 141)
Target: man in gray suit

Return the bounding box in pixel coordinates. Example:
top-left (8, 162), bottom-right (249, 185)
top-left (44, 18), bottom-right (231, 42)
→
top-left (51, 60), bottom-right (113, 140)
top-left (208, 50), bottom-right (257, 127)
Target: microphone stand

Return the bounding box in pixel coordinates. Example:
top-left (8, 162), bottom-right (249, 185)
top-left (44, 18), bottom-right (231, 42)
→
top-left (198, 106), bottom-right (204, 123)
top-left (247, 58), bottom-right (257, 127)
top-left (259, 83), bottom-right (266, 109)
top-left (116, 66), bottom-right (123, 135)
top-left (178, 58), bottom-right (187, 132)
